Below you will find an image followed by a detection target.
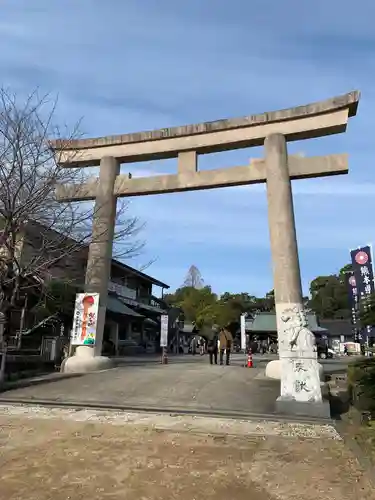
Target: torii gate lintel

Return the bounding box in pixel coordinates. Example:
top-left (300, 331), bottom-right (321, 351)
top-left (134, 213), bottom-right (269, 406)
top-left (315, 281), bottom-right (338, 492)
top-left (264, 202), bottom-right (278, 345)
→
top-left (52, 91), bottom-right (360, 419)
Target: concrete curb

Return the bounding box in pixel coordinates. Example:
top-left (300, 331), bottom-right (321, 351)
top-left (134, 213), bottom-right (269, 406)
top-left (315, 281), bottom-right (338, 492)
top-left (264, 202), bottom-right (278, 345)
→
top-left (0, 397), bottom-right (335, 426)
top-left (0, 372), bottom-right (86, 393)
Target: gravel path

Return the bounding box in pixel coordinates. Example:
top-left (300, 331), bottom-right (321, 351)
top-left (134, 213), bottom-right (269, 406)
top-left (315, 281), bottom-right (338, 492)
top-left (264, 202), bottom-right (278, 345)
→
top-left (0, 403), bottom-right (340, 439)
top-left (1, 403), bottom-right (374, 500)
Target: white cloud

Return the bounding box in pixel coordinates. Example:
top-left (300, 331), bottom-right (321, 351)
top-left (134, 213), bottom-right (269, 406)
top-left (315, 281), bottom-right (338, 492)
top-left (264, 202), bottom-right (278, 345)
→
top-left (1, 0), bottom-right (374, 295)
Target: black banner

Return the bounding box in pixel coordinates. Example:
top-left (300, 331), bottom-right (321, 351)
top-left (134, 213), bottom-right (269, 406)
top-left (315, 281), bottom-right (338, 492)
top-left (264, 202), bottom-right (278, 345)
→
top-left (345, 271), bottom-right (360, 341)
top-left (350, 245), bottom-right (375, 342)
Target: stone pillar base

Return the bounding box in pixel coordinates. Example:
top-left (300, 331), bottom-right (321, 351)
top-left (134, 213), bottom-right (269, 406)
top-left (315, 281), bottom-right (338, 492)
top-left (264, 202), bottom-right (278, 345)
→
top-left (61, 346), bottom-right (114, 374)
top-left (275, 396), bottom-right (331, 420)
top-left (61, 355), bottom-right (114, 373)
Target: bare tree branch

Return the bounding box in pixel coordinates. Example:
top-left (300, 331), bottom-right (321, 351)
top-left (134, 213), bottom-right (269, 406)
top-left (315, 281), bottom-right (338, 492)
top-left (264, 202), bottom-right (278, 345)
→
top-left (183, 265), bottom-right (204, 289)
top-left (0, 88), bottom-right (147, 322)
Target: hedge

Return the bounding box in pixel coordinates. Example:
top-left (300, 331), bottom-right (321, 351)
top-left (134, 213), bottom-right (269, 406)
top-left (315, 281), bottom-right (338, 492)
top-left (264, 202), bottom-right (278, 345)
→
top-left (347, 358), bottom-right (375, 413)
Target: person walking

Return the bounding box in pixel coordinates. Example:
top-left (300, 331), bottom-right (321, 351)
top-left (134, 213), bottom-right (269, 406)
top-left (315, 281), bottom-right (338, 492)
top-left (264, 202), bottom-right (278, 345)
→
top-left (199, 337), bottom-right (205, 356)
top-left (219, 327), bottom-right (233, 366)
top-left (207, 330), bottom-right (219, 365)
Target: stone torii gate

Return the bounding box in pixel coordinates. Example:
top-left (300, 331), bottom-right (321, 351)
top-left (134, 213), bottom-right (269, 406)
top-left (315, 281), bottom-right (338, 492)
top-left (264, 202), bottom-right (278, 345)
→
top-left (51, 91), bottom-right (360, 417)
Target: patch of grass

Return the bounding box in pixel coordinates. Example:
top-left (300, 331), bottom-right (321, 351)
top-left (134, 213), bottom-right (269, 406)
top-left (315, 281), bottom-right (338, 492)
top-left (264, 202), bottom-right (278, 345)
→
top-left (344, 407), bottom-right (375, 469)
top-left (353, 421), bottom-right (375, 466)
top-left (347, 358), bottom-right (375, 413)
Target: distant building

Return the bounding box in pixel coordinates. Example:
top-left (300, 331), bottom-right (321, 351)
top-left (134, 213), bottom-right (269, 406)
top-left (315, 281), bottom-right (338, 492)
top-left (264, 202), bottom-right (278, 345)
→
top-left (245, 311), bottom-right (329, 343)
top-left (318, 319), bottom-right (354, 343)
top-left (245, 312), bottom-right (359, 345)
top-left (4, 220), bottom-right (171, 354)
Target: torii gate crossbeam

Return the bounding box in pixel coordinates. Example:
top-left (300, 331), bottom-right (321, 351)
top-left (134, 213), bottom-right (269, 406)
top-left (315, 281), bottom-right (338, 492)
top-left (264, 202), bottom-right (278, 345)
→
top-left (51, 91), bottom-right (360, 419)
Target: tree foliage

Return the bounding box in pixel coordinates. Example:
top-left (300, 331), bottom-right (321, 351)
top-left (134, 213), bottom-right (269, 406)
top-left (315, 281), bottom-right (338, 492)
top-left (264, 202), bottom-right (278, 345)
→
top-left (308, 264), bottom-right (353, 319)
top-left (166, 262), bottom-right (356, 330)
top-left (165, 285), bottom-right (276, 331)
top-left (165, 285), bottom-right (216, 325)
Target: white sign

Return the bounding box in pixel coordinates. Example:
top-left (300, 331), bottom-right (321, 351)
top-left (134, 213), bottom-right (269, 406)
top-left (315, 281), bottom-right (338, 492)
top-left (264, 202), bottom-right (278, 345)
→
top-left (71, 293), bottom-right (100, 346)
top-left (160, 314), bottom-right (169, 347)
top-left (240, 314), bottom-right (246, 351)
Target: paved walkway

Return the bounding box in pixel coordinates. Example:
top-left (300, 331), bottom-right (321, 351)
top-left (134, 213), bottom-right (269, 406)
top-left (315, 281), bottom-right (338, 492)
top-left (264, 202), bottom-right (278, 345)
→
top-left (0, 404), bottom-right (373, 500)
top-left (0, 354), bottom-right (280, 417)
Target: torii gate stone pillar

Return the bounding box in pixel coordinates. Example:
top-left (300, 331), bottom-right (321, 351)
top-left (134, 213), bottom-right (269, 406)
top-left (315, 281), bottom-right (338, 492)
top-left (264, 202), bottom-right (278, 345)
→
top-left (265, 133), bottom-right (324, 416)
top-left (52, 91), bottom-right (360, 418)
top-left (65, 156), bottom-right (120, 373)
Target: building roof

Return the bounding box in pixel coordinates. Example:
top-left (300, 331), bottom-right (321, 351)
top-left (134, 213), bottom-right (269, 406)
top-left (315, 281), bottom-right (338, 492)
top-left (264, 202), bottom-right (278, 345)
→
top-left (318, 319), bottom-right (353, 336)
top-left (24, 220), bottom-right (169, 290)
top-left (111, 259), bottom-right (170, 289)
top-left (107, 295), bottom-right (144, 317)
top-left (247, 312), bottom-right (327, 333)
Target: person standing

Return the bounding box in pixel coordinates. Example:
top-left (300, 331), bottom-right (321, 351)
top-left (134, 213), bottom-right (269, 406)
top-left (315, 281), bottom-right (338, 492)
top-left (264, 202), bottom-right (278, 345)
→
top-left (199, 337), bottom-right (205, 356)
top-left (219, 327), bottom-right (233, 366)
top-left (191, 336), bottom-right (197, 355)
top-left (207, 330), bottom-right (219, 365)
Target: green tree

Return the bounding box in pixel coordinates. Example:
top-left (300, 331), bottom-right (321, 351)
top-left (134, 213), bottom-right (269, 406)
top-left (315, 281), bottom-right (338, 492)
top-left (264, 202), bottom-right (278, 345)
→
top-left (164, 285), bottom-right (217, 324)
top-left (339, 263), bottom-right (353, 277)
top-left (165, 286), bottom-right (278, 333)
top-left (308, 265), bottom-right (352, 319)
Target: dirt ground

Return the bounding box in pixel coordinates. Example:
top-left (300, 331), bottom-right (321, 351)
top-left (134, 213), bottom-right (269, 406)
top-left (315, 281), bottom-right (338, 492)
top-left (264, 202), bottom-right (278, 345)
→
top-left (0, 409), bottom-right (374, 500)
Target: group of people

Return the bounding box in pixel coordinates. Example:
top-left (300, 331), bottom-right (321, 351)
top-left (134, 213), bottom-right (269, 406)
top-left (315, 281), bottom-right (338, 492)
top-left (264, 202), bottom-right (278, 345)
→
top-left (206, 326), bottom-right (234, 366)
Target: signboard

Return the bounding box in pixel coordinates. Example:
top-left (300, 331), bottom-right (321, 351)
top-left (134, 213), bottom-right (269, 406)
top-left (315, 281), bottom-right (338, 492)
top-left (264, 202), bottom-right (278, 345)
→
top-left (71, 293), bottom-right (100, 346)
top-left (350, 245), bottom-right (375, 343)
top-left (345, 271), bottom-right (360, 341)
top-left (240, 314), bottom-right (246, 351)
top-left (332, 339), bottom-right (340, 353)
top-left (160, 314), bottom-right (168, 347)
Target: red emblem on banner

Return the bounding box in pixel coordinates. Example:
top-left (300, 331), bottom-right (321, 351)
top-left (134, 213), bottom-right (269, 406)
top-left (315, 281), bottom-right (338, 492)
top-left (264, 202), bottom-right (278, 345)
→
top-left (349, 276), bottom-right (356, 287)
top-left (355, 251), bottom-right (368, 265)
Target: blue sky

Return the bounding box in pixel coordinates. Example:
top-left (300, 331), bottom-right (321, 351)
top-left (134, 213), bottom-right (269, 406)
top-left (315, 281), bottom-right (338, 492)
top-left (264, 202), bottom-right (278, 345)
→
top-left (1, 0), bottom-right (374, 296)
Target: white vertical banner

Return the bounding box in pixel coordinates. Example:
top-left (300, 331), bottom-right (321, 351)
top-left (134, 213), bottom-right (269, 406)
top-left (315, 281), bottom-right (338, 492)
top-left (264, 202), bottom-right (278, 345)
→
top-left (160, 314), bottom-right (169, 347)
top-left (71, 293), bottom-right (100, 346)
top-left (240, 313), bottom-right (246, 351)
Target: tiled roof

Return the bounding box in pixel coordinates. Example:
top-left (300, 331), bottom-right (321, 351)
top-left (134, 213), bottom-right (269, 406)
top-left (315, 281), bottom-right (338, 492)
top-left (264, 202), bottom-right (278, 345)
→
top-left (107, 295), bottom-right (144, 317)
top-left (319, 319), bottom-right (353, 336)
top-left (248, 312), bottom-right (327, 332)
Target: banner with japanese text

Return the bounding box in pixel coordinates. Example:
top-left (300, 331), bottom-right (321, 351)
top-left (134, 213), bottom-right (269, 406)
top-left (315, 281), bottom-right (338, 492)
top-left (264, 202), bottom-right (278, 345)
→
top-left (350, 246), bottom-right (375, 342)
top-left (160, 314), bottom-right (169, 347)
top-left (71, 293), bottom-right (100, 346)
top-left (344, 271), bottom-right (360, 341)
top-left (240, 314), bottom-right (246, 351)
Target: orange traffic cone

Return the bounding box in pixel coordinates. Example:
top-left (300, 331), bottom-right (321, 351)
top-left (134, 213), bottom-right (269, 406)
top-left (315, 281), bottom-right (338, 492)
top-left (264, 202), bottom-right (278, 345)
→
top-left (247, 350), bottom-right (253, 368)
